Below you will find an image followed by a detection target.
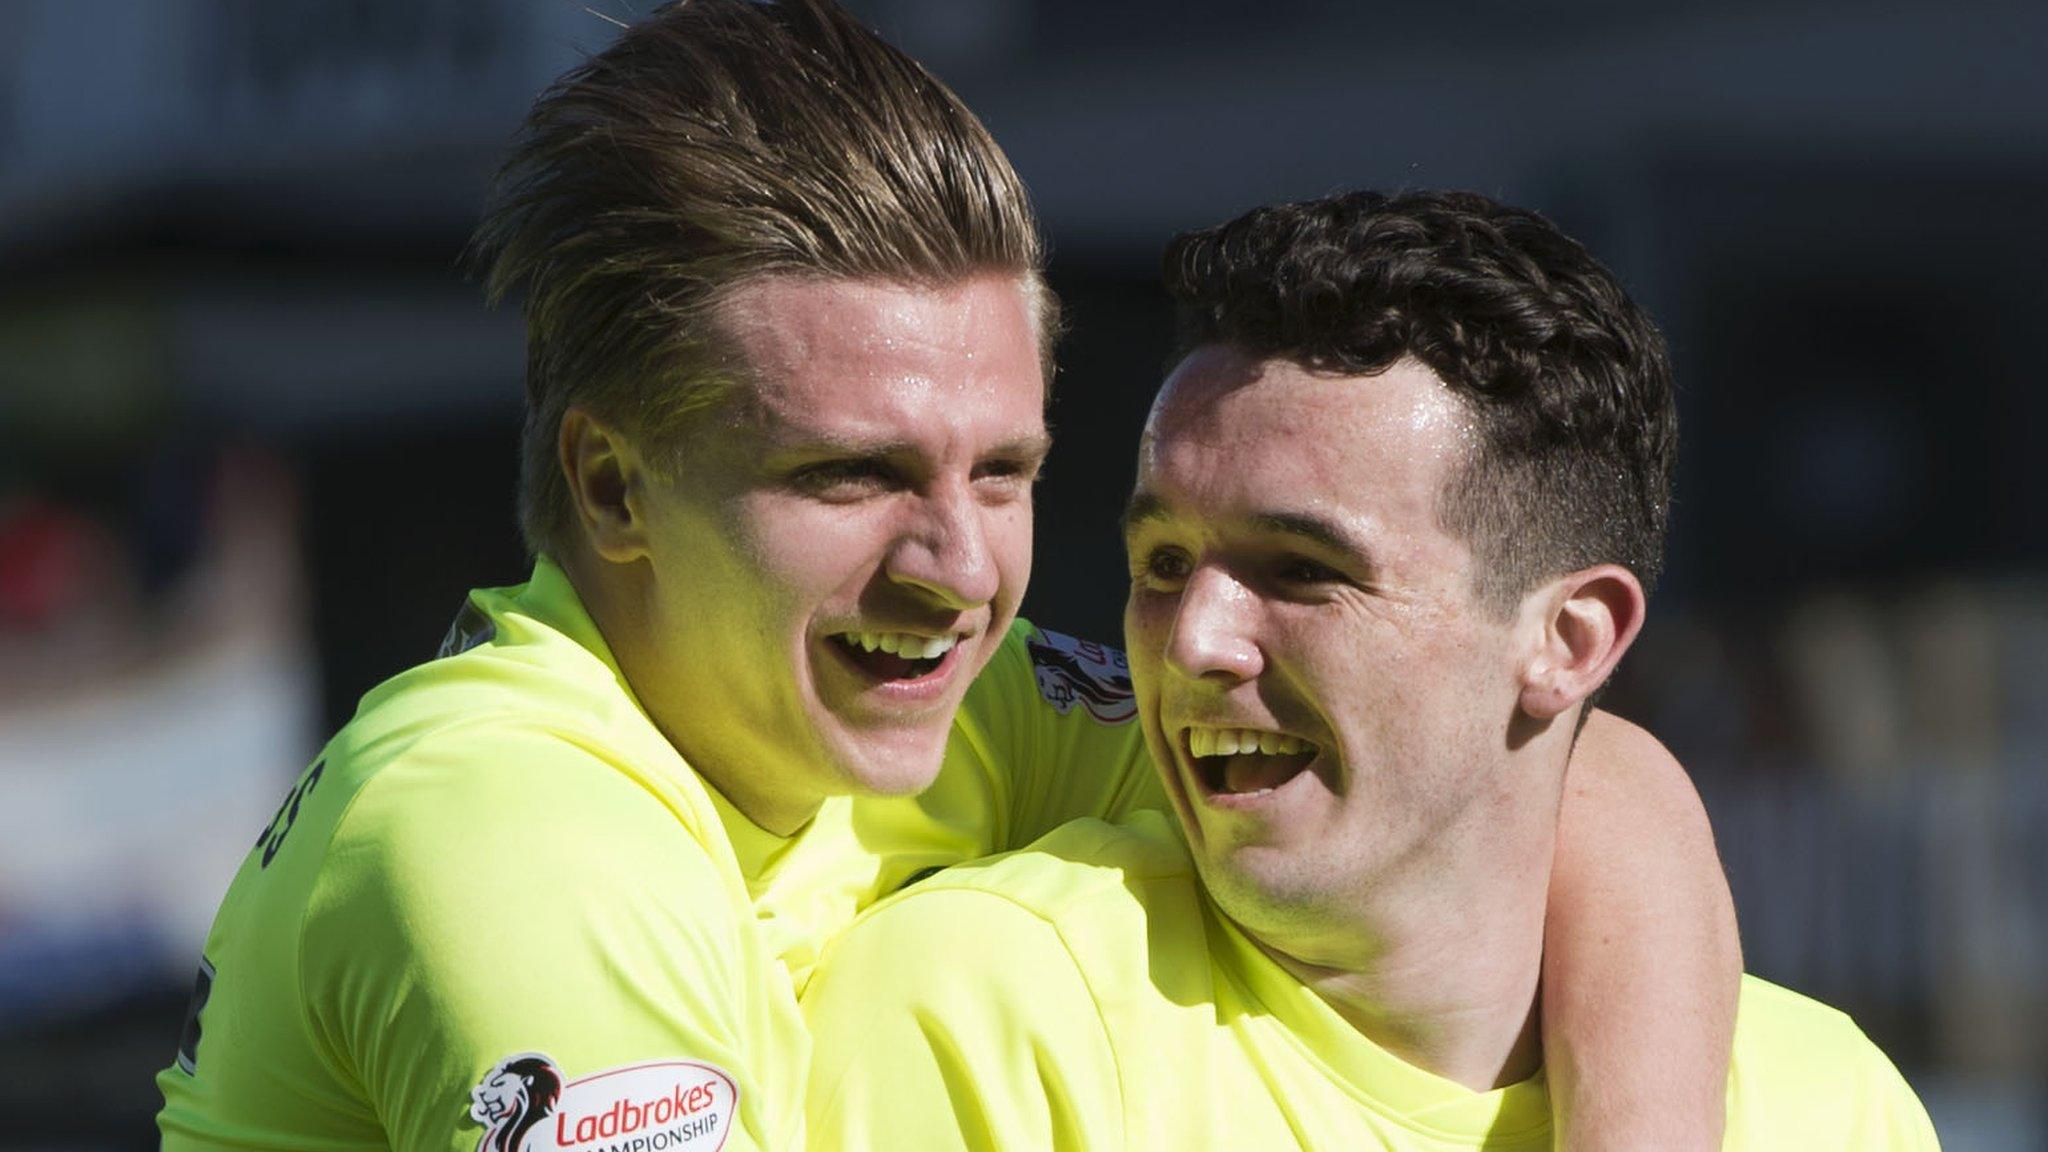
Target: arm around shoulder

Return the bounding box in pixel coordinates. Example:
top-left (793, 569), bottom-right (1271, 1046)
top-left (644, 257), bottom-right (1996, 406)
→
top-left (803, 885), bottom-right (1122, 1152)
top-left (1542, 710), bottom-right (1743, 1152)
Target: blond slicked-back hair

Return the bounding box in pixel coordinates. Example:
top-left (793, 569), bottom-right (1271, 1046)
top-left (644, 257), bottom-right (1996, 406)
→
top-left (472, 0), bottom-right (1054, 559)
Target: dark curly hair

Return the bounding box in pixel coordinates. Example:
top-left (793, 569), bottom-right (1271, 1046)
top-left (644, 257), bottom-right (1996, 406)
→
top-left (1163, 189), bottom-right (1676, 612)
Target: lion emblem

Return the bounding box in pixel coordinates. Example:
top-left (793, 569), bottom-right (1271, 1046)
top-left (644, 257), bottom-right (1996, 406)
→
top-left (469, 1053), bottom-right (563, 1152)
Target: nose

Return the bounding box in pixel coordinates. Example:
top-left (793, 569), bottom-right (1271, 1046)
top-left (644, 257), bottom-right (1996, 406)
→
top-left (1163, 565), bottom-right (1264, 683)
top-left (884, 482), bottom-right (1002, 610)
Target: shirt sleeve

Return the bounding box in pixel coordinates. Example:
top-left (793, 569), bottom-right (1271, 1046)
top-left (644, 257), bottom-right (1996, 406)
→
top-left (1845, 1043), bottom-right (1943, 1151)
top-left (802, 887), bottom-right (1122, 1152)
top-left (1725, 979), bottom-right (1944, 1152)
top-left (955, 620), bottom-right (1166, 852)
top-left (301, 724), bottom-right (798, 1152)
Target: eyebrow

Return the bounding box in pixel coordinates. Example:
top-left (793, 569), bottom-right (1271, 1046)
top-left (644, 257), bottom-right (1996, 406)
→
top-left (772, 431), bottom-right (1054, 461)
top-left (1120, 490), bottom-right (1170, 537)
top-left (1122, 490), bottom-right (1373, 561)
top-left (1248, 510), bottom-right (1369, 558)
top-left (995, 432), bottom-right (1057, 462)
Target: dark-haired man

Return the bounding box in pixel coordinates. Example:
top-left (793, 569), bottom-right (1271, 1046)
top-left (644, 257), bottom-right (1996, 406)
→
top-left (802, 191), bottom-right (1939, 1150)
top-left (159, 4), bottom-right (1741, 1150)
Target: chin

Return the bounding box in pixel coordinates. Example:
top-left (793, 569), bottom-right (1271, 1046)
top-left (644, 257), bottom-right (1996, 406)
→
top-left (1199, 848), bottom-right (1339, 928)
top-left (829, 726), bottom-right (951, 798)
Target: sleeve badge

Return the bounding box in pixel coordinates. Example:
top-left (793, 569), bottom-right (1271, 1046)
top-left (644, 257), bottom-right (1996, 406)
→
top-left (1027, 627), bottom-right (1137, 724)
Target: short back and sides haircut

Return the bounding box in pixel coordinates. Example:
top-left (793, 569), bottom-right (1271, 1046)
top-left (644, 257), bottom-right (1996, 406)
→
top-left (472, 0), bottom-right (1053, 559)
top-left (1163, 189), bottom-right (1678, 613)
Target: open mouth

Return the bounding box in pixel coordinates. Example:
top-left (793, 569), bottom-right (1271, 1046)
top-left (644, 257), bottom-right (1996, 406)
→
top-left (1184, 726), bottom-right (1321, 797)
top-left (830, 630), bottom-right (961, 683)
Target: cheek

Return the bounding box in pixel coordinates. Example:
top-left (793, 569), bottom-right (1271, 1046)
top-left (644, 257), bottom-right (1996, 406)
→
top-left (1121, 590), bottom-right (1171, 676)
top-left (1338, 624), bottom-right (1514, 749)
top-left (732, 495), bottom-right (895, 600)
top-left (1272, 611), bottom-right (1439, 736)
top-left (986, 503), bottom-right (1034, 598)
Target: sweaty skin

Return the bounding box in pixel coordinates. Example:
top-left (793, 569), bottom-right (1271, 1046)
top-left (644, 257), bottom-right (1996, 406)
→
top-left (564, 275), bottom-right (1050, 835)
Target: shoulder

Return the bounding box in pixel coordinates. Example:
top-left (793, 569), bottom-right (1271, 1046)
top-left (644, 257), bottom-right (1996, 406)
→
top-left (336, 715), bottom-right (694, 840)
top-left (344, 618), bottom-right (636, 761)
top-left (316, 717), bottom-right (736, 937)
top-left (810, 811), bottom-right (1196, 1017)
top-left (228, 695), bottom-right (698, 942)
top-left (1731, 976), bottom-right (1893, 1078)
top-left (297, 713), bottom-right (749, 1031)
top-left (319, 604), bottom-right (717, 879)
top-left (802, 819), bottom-right (1189, 1134)
top-left (902, 810), bottom-right (1193, 922)
top-left (290, 581), bottom-right (744, 960)
top-left (1726, 976), bottom-right (1939, 1149)
top-left (298, 721), bottom-right (761, 1092)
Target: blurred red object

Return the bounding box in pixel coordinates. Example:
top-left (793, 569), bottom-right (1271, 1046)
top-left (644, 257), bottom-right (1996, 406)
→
top-left (0, 498), bottom-right (105, 630)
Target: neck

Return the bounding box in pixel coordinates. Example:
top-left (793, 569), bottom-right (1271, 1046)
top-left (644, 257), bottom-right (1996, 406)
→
top-left (559, 549), bottom-right (824, 837)
top-left (1263, 871), bottom-right (1549, 1091)
top-left (1253, 738), bottom-right (1569, 1092)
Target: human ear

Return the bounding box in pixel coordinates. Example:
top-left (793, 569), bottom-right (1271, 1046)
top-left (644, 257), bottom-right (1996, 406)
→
top-left (558, 407), bottom-right (651, 565)
top-left (1516, 564), bottom-right (1647, 720)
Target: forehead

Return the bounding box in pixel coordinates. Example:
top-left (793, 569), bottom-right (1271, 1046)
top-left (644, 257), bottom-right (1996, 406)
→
top-left (1138, 347), bottom-right (1471, 524)
top-left (718, 274), bottom-right (1045, 438)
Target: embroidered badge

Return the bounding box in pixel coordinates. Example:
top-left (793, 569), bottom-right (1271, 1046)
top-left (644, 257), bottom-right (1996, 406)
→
top-left (468, 1053), bottom-right (737, 1152)
top-left (438, 598), bottom-right (496, 659)
top-left (1027, 627), bottom-right (1137, 724)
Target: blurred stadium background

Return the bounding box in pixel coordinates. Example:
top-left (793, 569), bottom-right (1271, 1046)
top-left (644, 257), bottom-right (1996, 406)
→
top-left (1, 1), bottom-right (2043, 1148)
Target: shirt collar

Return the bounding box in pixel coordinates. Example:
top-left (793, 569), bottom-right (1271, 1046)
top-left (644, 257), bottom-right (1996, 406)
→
top-left (1197, 848), bottom-right (1553, 1143)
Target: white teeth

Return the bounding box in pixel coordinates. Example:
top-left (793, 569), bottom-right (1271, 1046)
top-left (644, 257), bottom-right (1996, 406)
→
top-left (1186, 727), bottom-right (1310, 758)
top-left (843, 632), bottom-right (957, 659)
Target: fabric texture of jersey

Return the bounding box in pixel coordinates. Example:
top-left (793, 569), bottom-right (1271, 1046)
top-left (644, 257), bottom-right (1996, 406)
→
top-left (157, 560), bottom-right (1161, 1151)
top-left (801, 810), bottom-right (1942, 1152)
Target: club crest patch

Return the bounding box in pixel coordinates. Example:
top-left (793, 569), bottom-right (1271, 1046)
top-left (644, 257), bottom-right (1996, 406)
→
top-left (467, 1053), bottom-right (737, 1152)
top-left (438, 598), bottom-right (496, 659)
top-left (1027, 628), bottom-right (1136, 724)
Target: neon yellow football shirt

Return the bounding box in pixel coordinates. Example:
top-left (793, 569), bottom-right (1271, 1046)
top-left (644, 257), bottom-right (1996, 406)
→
top-left (802, 811), bottom-right (1942, 1152)
top-left (157, 560), bottom-right (1160, 1151)
top-left (731, 610), bottom-right (1162, 994)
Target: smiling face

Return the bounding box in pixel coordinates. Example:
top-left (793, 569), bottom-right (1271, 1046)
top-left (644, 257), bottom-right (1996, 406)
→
top-left (623, 274), bottom-right (1047, 824)
top-left (1123, 346), bottom-right (1533, 950)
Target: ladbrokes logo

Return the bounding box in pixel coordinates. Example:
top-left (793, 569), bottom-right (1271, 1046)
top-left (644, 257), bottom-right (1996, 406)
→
top-left (466, 1053), bottom-right (737, 1152)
